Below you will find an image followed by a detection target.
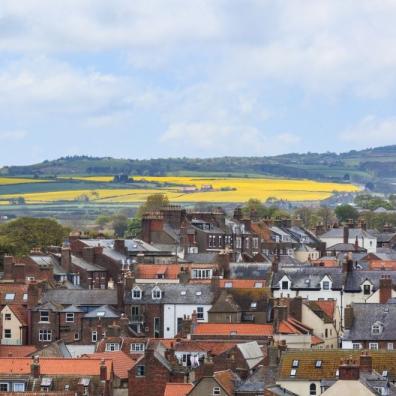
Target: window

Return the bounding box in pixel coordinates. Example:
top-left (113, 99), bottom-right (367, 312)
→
top-left (213, 387), bottom-right (221, 395)
top-left (218, 235), bottom-right (222, 247)
top-left (40, 311), bottom-right (49, 323)
top-left (322, 281), bottom-right (330, 290)
top-left (4, 329), bottom-right (11, 339)
top-left (132, 287), bottom-right (142, 299)
top-left (372, 324), bottom-right (381, 335)
top-left (131, 343), bottom-right (145, 352)
top-left (4, 293), bottom-right (15, 301)
top-left (13, 383), bottom-right (25, 392)
top-left (154, 317), bottom-right (161, 338)
top-left (388, 343), bottom-right (394, 350)
top-left (152, 287), bottom-right (162, 300)
top-left (310, 383), bottom-right (317, 395)
top-left (197, 307), bottom-right (204, 320)
top-left (281, 281), bottom-right (289, 290)
top-left (236, 237), bottom-right (242, 249)
top-left (254, 282), bottom-right (263, 288)
top-left (369, 343), bottom-right (378, 350)
top-left (315, 360), bottom-right (322, 368)
top-left (292, 360), bottom-right (299, 368)
top-left (4, 313), bottom-right (11, 321)
top-left (23, 293), bottom-right (28, 301)
top-left (74, 332), bottom-right (79, 341)
top-left (136, 365), bottom-right (145, 377)
top-left (253, 238), bottom-right (259, 249)
top-left (245, 238), bottom-right (250, 249)
top-left (0, 384), bottom-right (8, 392)
top-left (91, 331), bottom-right (97, 343)
top-left (352, 343), bottom-right (361, 350)
top-left (290, 369), bottom-right (297, 377)
top-left (363, 284), bottom-right (371, 295)
top-left (224, 282), bottom-right (233, 288)
top-left (39, 330), bottom-right (52, 342)
top-left (250, 302), bottom-right (257, 309)
top-left (105, 343), bottom-right (120, 351)
top-left (65, 313), bottom-right (74, 323)
top-left (192, 269), bottom-right (212, 279)
top-left (325, 329), bottom-right (328, 338)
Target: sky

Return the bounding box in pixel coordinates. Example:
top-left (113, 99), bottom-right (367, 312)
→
top-left (1, 0), bottom-right (396, 166)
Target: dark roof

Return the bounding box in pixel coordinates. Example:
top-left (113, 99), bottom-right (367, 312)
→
top-left (124, 283), bottom-right (214, 305)
top-left (377, 233), bottom-right (396, 243)
top-left (229, 263), bottom-right (272, 280)
top-left (84, 305), bottom-right (120, 318)
top-left (326, 243), bottom-right (366, 253)
top-left (42, 289), bottom-right (118, 306)
top-left (184, 253), bottom-right (218, 264)
top-left (344, 270), bottom-right (396, 292)
top-left (71, 255), bottom-right (105, 272)
top-left (321, 228), bottom-right (376, 239)
top-left (344, 303), bottom-right (396, 341)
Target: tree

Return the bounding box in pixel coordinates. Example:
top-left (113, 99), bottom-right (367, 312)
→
top-left (125, 217), bottom-right (142, 239)
top-left (334, 204), bottom-right (359, 223)
top-left (95, 215), bottom-right (111, 227)
top-left (137, 193), bottom-right (169, 217)
top-left (316, 207), bottom-right (336, 228)
top-left (242, 198), bottom-right (271, 219)
top-left (112, 214), bottom-right (129, 237)
top-left (0, 217), bottom-right (68, 256)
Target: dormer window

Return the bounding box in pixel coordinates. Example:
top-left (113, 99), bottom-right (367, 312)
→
top-left (152, 287), bottom-right (162, 300)
top-left (322, 281), bottom-right (330, 290)
top-left (363, 284), bottom-right (371, 295)
top-left (132, 287), bottom-right (142, 300)
top-left (281, 281), bottom-right (289, 290)
top-left (372, 322), bottom-right (382, 335)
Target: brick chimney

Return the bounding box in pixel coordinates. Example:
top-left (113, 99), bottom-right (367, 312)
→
top-left (379, 275), bottom-right (392, 304)
top-left (178, 266), bottom-right (190, 285)
top-left (344, 305), bottom-right (354, 330)
top-left (106, 323), bottom-right (121, 337)
top-left (31, 355), bottom-right (40, 378)
top-left (203, 354), bottom-right (214, 376)
top-left (116, 280), bottom-right (125, 310)
top-left (289, 297), bottom-right (303, 322)
top-left (14, 264), bottom-right (26, 284)
top-left (343, 226), bottom-right (349, 244)
top-left (82, 246), bottom-right (95, 263)
top-left (3, 255), bottom-right (14, 280)
top-left (342, 256), bottom-right (353, 273)
top-left (271, 256), bottom-right (279, 274)
top-left (359, 351), bottom-right (372, 373)
top-left (100, 358), bottom-right (107, 381)
top-left (27, 282), bottom-right (40, 309)
top-left (61, 247), bottom-right (72, 273)
top-left (120, 313), bottom-right (129, 335)
top-left (273, 305), bottom-right (288, 333)
top-left (114, 239), bottom-right (125, 253)
top-left (339, 357), bottom-right (360, 380)
top-left (217, 252), bottom-right (230, 279)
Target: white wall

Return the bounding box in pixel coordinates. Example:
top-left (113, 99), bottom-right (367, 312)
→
top-left (163, 304), bottom-right (211, 338)
top-left (321, 236), bottom-right (377, 253)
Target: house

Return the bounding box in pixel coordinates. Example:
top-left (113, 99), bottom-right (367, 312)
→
top-left (0, 304), bottom-right (27, 345)
top-left (342, 302), bottom-right (396, 350)
top-left (277, 349), bottom-right (396, 396)
top-left (0, 355), bottom-right (113, 394)
top-left (320, 227), bottom-right (377, 253)
top-left (124, 282), bottom-right (214, 338)
top-left (187, 369), bottom-right (240, 396)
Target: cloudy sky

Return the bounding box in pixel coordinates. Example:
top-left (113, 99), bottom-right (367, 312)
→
top-left (1, 0), bottom-right (396, 165)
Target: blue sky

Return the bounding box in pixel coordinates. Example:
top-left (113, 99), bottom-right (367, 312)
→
top-left (1, 0), bottom-right (396, 166)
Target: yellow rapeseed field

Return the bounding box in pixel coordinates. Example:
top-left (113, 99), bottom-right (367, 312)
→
top-left (0, 176), bottom-right (360, 204)
top-left (0, 177), bottom-right (48, 185)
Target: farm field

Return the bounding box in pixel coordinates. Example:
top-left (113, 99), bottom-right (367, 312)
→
top-left (0, 176), bottom-right (360, 204)
top-left (0, 177), bottom-right (48, 185)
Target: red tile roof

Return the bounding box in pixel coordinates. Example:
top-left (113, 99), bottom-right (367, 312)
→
top-left (219, 279), bottom-right (266, 288)
top-left (315, 300), bottom-right (336, 319)
top-left (193, 323), bottom-right (273, 336)
top-left (0, 358), bottom-right (113, 380)
top-left (214, 370), bottom-right (238, 395)
top-left (0, 345), bottom-right (37, 357)
top-left (164, 383), bottom-right (193, 396)
top-left (85, 351), bottom-right (134, 380)
top-left (0, 284), bottom-right (28, 305)
top-left (8, 304), bottom-right (28, 326)
top-left (135, 264), bottom-right (181, 279)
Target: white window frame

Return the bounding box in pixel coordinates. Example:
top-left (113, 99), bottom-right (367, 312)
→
top-left (197, 307), bottom-right (204, 320)
top-left (369, 342), bottom-right (379, 350)
top-left (105, 343), bottom-right (120, 351)
top-left (40, 311), bottom-right (49, 323)
top-left (372, 324), bottom-right (381, 335)
top-left (131, 343), bottom-right (145, 352)
top-left (136, 365), bottom-right (145, 377)
top-left (39, 329), bottom-right (52, 342)
top-left (152, 287), bottom-right (162, 300)
top-left (4, 313), bottom-right (11, 321)
top-left (0, 383), bottom-right (9, 392)
top-left (213, 387), bottom-right (221, 395)
top-left (132, 287), bottom-right (142, 300)
top-left (192, 269), bottom-right (212, 279)
top-left (91, 331), bottom-right (98, 343)
top-left (352, 343), bottom-right (361, 350)
top-left (322, 281), bottom-right (330, 290)
top-left (388, 343), bottom-right (394, 350)
top-left (65, 313), bottom-right (74, 323)
top-left (13, 383), bottom-right (25, 392)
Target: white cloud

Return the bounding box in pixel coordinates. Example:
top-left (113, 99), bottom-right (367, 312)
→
top-left (341, 116), bottom-right (396, 147)
top-left (0, 130), bottom-right (27, 141)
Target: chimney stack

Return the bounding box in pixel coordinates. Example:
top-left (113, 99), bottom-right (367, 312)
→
top-left (289, 297), bottom-right (303, 322)
top-left (343, 226), bottom-right (349, 244)
top-left (31, 355), bottom-right (40, 378)
top-left (359, 351), bottom-right (372, 373)
top-left (379, 275), bottom-right (392, 304)
top-left (344, 305), bottom-right (354, 330)
top-left (203, 354), bottom-right (214, 377)
top-left (273, 305), bottom-right (288, 333)
top-left (339, 357), bottom-right (360, 380)
top-left (271, 256), bottom-right (279, 274)
top-left (100, 359), bottom-right (107, 381)
top-left (61, 247), bottom-right (72, 273)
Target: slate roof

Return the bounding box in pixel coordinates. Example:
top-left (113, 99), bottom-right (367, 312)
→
top-left (229, 262), bottom-right (272, 280)
top-left (61, 305), bottom-right (84, 313)
top-left (71, 255), bottom-right (105, 272)
top-left (271, 266), bottom-right (344, 290)
top-left (42, 289), bottom-right (118, 306)
top-left (377, 233), bottom-right (396, 243)
top-left (326, 243), bottom-right (366, 252)
top-left (184, 253), bottom-right (218, 264)
top-left (124, 283), bottom-right (214, 305)
top-left (343, 270), bottom-right (396, 292)
top-left (321, 228), bottom-right (376, 239)
top-left (237, 341), bottom-right (264, 369)
top-left (344, 303), bottom-right (396, 341)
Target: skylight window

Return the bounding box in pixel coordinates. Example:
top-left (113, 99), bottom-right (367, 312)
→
top-left (96, 311), bottom-right (105, 317)
top-left (292, 360), bottom-right (299, 368)
top-left (225, 282), bottom-right (233, 288)
top-left (250, 302), bottom-right (257, 308)
top-left (180, 291), bottom-right (186, 295)
top-left (290, 369), bottom-right (297, 377)
top-left (315, 360), bottom-right (322, 368)
top-left (254, 282), bottom-right (263, 288)
top-left (196, 291), bottom-right (202, 296)
top-left (5, 293), bottom-right (15, 300)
